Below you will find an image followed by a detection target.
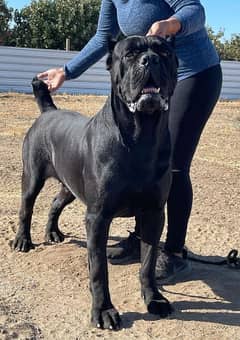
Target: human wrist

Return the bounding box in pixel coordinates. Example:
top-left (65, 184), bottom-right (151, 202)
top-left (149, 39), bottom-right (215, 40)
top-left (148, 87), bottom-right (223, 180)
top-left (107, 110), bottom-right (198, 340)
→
top-left (58, 67), bottom-right (66, 80)
top-left (63, 64), bottom-right (71, 80)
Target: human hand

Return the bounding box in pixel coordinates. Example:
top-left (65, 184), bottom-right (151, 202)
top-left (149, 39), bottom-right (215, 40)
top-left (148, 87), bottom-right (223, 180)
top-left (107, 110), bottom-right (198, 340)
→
top-left (147, 18), bottom-right (181, 37)
top-left (37, 67), bottom-right (66, 92)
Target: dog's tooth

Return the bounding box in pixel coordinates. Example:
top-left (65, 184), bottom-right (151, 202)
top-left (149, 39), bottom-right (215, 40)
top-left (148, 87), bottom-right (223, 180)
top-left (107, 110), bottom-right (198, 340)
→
top-left (142, 87), bottom-right (159, 94)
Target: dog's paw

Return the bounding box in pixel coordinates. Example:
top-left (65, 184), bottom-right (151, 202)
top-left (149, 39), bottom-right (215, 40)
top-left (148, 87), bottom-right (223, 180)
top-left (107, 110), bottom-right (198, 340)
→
top-left (11, 235), bottom-right (35, 252)
top-left (45, 229), bottom-right (65, 243)
top-left (147, 297), bottom-right (173, 318)
top-left (91, 307), bottom-right (121, 330)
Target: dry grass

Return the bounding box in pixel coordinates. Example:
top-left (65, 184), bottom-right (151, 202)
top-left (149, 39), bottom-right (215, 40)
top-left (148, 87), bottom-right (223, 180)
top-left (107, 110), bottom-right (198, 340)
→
top-left (0, 92), bottom-right (240, 339)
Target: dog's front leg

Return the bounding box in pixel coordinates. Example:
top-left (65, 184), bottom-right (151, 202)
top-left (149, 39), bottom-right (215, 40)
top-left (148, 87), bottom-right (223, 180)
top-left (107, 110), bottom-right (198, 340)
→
top-left (86, 211), bottom-right (121, 330)
top-left (138, 210), bottom-right (173, 317)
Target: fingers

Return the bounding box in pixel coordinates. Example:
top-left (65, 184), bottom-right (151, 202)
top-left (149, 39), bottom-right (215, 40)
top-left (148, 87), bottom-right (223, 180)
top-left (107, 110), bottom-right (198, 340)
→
top-left (36, 68), bottom-right (65, 92)
top-left (37, 75), bottom-right (56, 92)
top-left (146, 20), bottom-right (168, 38)
top-left (44, 79), bottom-right (57, 92)
top-left (35, 71), bottom-right (51, 91)
top-left (47, 81), bottom-right (53, 91)
top-left (146, 29), bottom-right (166, 38)
top-left (37, 71), bottom-right (49, 80)
top-left (147, 27), bottom-right (167, 38)
top-left (147, 18), bottom-right (181, 37)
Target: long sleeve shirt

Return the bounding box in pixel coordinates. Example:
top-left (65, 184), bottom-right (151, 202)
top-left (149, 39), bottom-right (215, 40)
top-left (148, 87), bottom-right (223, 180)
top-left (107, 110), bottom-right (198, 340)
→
top-left (64, 0), bottom-right (220, 81)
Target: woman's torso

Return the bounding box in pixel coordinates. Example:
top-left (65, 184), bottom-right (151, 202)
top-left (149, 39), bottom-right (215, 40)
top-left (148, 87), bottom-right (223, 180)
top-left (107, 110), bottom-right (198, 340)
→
top-left (112, 0), bottom-right (220, 80)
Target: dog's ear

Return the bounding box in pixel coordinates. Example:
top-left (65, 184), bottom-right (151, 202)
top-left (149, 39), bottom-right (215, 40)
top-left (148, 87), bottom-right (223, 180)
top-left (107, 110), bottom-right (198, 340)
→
top-left (165, 35), bottom-right (175, 48)
top-left (106, 36), bottom-right (118, 70)
top-left (165, 36), bottom-right (178, 67)
top-left (108, 35), bottom-right (118, 53)
top-left (106, 53), bottom-right (113, 71)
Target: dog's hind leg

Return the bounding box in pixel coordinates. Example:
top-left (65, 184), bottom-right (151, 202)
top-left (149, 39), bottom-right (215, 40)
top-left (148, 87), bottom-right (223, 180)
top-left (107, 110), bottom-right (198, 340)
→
top-left (138, 210), bottom-right (173, 318)
top-left (12, 167), bottom-right (45, 252)
top-left (45, 184), bottom-right (75, 243)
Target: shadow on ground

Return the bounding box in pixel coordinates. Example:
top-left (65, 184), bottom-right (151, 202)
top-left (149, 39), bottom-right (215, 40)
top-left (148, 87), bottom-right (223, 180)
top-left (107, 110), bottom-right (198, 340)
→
top-left (61, 235), bottom-right (240, 328)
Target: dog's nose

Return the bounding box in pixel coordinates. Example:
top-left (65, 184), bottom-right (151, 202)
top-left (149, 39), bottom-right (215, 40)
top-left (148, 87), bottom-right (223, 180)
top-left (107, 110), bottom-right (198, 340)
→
top-left (140, 54), bottom-right (160, 66)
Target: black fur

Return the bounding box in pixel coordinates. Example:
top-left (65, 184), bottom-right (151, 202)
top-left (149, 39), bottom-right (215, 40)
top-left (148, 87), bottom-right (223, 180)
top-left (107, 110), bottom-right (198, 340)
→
top-left (12, 36), bottom-right (178, 330)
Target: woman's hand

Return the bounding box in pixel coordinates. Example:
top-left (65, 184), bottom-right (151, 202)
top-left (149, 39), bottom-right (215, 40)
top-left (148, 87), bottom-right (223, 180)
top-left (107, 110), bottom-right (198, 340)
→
top-left (37, 67), bottom-right (66, 92)
top-left (147, 17), bottom-right (181, 37)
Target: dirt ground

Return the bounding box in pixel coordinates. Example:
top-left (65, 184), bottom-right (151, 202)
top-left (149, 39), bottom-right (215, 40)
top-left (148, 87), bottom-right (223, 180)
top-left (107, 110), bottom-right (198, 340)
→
top-left (0, 93), bottom-right (239, 340)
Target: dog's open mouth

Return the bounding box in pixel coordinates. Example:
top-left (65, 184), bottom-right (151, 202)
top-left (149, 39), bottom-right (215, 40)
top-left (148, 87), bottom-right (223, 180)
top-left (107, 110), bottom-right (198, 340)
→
top-left (127, 85), bottom-right (169, 114)
top-left (141, 87), bottom-right (160, 94)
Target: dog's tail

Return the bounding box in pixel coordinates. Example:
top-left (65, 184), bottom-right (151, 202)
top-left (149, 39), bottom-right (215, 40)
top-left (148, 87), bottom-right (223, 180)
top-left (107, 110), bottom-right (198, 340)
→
top-left (32, 77), bottom-right (57, 113)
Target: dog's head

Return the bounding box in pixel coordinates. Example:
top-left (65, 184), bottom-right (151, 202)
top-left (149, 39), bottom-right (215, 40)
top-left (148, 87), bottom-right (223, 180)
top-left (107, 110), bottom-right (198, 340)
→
top-left (106, 35), bottom-right (178, 114)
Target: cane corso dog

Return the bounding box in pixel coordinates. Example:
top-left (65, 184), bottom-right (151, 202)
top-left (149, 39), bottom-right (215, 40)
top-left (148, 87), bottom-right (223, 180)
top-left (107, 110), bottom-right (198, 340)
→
top-left (12, 35), bottom-right (178, 330)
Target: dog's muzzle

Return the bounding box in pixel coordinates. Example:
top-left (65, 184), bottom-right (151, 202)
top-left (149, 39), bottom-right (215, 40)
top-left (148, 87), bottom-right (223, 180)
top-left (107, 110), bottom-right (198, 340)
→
top-left (127, 90), bottom-right (169, 114)
top-left (126, 53), bottom-right (169, 114)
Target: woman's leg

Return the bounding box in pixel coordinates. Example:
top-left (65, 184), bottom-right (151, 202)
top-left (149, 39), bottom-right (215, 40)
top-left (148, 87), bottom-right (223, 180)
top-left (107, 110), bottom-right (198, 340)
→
top-left (107, 64), bottom-right (222, 270)
top-left (165, 64), bottom-right (222, 254)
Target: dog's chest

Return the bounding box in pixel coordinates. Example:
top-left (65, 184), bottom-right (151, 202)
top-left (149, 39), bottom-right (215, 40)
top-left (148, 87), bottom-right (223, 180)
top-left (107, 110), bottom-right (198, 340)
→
top-left (110, 147), bottom-right (169, 192)
top-left (111, 162), bottom-right (171, 217)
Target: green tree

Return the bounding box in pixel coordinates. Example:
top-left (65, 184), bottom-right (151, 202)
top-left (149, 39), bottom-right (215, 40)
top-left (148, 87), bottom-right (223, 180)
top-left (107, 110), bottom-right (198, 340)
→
top-left (9, 0), bottom-right (100, 50)
top-left (11, 0), bottom-right (59, 48)
top-left (6, 1), bottom-right (240, 60)
top-left (207, 26), bottom-right (240, 61)
top-left (207, 26), bottom-right (226, 59)
top-left (0, 0), bottom-right (13, 43)
top-left (224, 34), bottom-right (240, 61)
top-left (55, 0), bottom-right (100, 50)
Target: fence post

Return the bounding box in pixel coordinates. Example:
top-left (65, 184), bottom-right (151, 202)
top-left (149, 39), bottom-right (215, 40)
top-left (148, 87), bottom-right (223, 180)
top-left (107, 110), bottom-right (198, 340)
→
top-left (65, 38), bottom-right (71, 51)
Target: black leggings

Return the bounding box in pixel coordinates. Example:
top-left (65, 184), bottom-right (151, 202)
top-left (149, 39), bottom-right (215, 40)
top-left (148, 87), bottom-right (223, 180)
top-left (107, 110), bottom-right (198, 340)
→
top-left (165, 64), bottom-right (222, 253)
top-left (134, 64), bottom-right (222, 253)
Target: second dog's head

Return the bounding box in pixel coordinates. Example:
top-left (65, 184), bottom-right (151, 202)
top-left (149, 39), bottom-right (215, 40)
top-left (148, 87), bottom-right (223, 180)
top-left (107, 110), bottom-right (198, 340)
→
top-left (106, 35), bottom-right (178, 115)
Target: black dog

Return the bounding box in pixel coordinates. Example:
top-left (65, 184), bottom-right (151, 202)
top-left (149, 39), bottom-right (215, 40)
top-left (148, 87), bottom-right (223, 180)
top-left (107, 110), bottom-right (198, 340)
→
top-left (12, 36), bottom-right (178, 330)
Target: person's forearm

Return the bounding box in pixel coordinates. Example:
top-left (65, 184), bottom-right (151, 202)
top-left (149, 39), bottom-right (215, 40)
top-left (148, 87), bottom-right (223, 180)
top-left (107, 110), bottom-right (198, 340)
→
top-left (164, 0), bottom-right (206, 36)
top-left (64, 36), bottom-right (108, 80)
top-left (64, 0), bottom-right (120, 80)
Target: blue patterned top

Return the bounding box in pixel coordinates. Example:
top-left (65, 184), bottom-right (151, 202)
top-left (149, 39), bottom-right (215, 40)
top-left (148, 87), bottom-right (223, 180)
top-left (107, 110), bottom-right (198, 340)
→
top-left (64, 0), bottom-right (220, 81)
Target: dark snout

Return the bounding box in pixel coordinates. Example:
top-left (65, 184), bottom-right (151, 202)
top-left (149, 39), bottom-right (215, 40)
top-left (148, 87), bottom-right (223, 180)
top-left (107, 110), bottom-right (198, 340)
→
top-left (139, 53), bottom-right (160, 67)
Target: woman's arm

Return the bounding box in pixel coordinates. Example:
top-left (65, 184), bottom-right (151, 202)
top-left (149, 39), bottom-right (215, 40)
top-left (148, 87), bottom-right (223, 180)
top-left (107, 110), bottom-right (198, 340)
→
top-left (164, 0), bottom-right (206, 36)
top-left (38, 0), bottom-right (120, 91)
top-left (64, 0), bottom-right (120, 80)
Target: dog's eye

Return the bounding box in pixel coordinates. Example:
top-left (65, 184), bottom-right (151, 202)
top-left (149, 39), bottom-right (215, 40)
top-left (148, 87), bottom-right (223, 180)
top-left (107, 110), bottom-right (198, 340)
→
top-left (125, 52), bottom-right (135, 59)
top-left (125, 49), bottom-right (141, 59)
